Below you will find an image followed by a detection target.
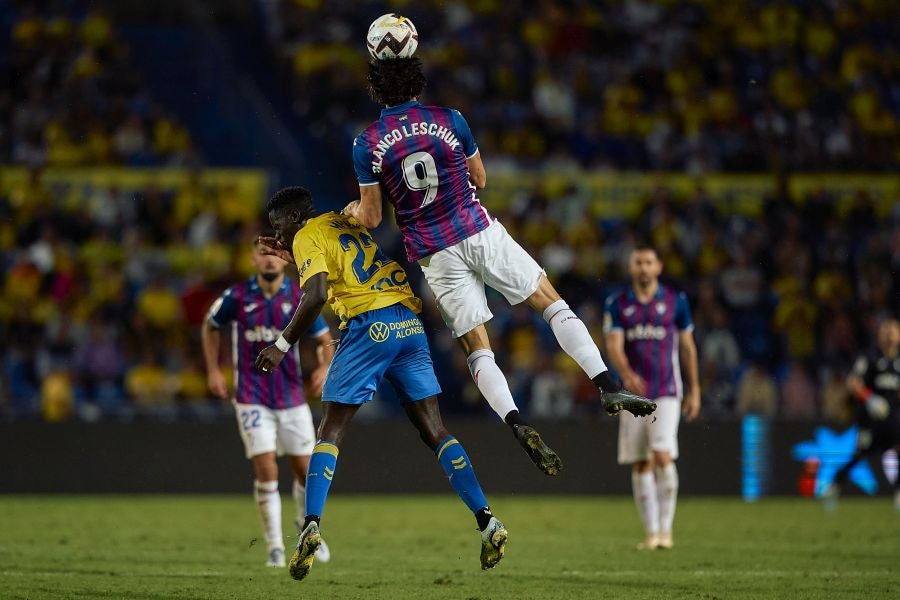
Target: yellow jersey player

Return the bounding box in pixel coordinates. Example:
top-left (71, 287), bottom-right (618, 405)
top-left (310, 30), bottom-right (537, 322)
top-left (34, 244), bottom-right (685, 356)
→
top-left (254, 186), bottom-right (507, 581)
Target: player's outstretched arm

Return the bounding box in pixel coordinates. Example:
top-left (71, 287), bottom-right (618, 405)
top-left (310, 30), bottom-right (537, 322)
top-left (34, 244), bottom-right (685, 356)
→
top-left (255, 272), bottom-right (328, 373)
top-left (846, 369), bottom-right (889, 420)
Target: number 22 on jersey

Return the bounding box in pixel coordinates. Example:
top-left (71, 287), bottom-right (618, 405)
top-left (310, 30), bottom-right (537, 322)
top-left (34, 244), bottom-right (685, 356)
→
top-left (339, 231), bottom-right (391, 283)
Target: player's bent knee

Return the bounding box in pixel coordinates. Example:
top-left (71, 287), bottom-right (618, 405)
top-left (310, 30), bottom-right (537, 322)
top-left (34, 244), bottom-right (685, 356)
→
top-left (459, 326), bottom-right (492, 355)
top-left (632, 460), bottom-right (653, 473)
top-left (524, 276), bottom-right (561, 312)
top-left (251, 452), bottom-right (279, 481)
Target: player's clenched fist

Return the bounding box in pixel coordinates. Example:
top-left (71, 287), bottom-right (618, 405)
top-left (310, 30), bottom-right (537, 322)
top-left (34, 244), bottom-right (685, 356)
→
top-left (255, 345), bottom-right (286, 373)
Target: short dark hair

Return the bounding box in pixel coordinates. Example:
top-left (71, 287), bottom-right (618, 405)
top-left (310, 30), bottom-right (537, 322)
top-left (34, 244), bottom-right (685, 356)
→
top-left (367, 57), bottom-right (426, 107)
top-left (266, 186), bottom-right (315, 221)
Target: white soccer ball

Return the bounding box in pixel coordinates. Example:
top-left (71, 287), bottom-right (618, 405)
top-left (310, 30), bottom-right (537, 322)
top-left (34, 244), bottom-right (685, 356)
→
top-left (367, 13), bottom-right (418, 60)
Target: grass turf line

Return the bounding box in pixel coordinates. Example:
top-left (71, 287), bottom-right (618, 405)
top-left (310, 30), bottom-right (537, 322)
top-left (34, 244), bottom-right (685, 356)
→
top-left (0, 495), bottom-right (897, 599)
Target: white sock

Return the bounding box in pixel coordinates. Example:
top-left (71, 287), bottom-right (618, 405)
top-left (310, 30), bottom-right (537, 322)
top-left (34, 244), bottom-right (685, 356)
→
top-left (655, 463), bottom-right (679, 534)
top-left (632, 470), bottom-right (659, 536)
top-left (254, 480), bottom-right (283, 550)
top-left (467, 349), bottom-right (519, 421)
top-left (543, 299), bottom-right (607, 379)
top-left (883, 449), bottom-right (899, 485)
top-left (292, 478), bottom-right (306, 524)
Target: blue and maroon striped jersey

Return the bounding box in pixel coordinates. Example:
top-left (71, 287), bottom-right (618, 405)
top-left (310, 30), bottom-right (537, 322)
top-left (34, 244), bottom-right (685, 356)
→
top-left (603, 284), bottom-right (694, 399)
top-left (353, 100), bottom-right (492, 262)
top-left (207, 276), bottom-right (330, 409)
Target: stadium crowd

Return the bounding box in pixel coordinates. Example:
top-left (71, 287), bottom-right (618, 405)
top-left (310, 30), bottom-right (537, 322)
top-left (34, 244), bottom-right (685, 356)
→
top-left (265, 0), bottom-right (900, 175)
top-left (0, 3), bottom-right (196, 167)
top-left (2, 166), bottom-right (897, 423)
top-left (1, 1), bottom-right (898, 424)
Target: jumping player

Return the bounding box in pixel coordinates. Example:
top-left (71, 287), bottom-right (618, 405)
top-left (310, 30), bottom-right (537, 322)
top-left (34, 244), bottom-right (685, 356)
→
top-left (603, 246), bottom-right (701, 550)
top-left (255, 186), bottom-right (508, 581)
top-left (825, 318), bottom-right (900, 510)
top-left (202, 238), bottom-right (335, 567)
top-left (344, 43), bottom-right (656, 476)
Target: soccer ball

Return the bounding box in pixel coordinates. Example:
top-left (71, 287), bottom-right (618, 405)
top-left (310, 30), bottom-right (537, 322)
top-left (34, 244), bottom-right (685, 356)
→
top-left (367, 13), bottom-right (418, 61)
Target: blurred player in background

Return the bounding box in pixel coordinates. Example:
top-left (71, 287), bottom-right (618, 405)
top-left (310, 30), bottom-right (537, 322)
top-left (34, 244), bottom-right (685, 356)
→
top-left (345, 21), bottom-right (656, 476)
top-left (201, 238), bottom-right (334, 567)
top-left (603, 246), bottom-right (700, 550)
top-left (256, 186), bottom-right (508, 581)
top-left (825, 318), bottom-right (900, 510)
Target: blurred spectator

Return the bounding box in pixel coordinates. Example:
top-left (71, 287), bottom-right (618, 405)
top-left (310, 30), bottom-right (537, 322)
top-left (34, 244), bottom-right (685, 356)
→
top-left (698, 306), bottom-right (741, 416)
top-left (41, 369), bottom-right (74, 422)
top-left (736, 362), bottom-right (778, 417)
top-left (780, 362), bottom-right (818, 419)
top-left (820, 371), bottom-right (854, 427)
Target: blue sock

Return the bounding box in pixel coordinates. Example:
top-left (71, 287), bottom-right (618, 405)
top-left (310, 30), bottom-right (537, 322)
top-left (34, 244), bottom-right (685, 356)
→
top-left (436, 436), bottom-right (489, 514)
top-left (305, 441), bottom-right (339, 521)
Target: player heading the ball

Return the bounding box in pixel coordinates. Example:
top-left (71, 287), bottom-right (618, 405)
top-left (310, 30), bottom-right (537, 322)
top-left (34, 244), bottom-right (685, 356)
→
top-left (344, 13), bottom-right (657, 477)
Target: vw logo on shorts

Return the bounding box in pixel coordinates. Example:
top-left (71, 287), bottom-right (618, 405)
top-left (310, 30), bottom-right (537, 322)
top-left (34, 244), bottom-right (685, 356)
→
top-left (368, 321), bottom-right (390, 342)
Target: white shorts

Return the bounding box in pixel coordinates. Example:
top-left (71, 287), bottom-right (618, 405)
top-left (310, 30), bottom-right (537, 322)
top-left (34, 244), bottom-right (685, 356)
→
top-left (418, 220), bottom-right (545, 337)
top-left (617, 398), bottom-right (681, 465)
top-left (233, 402), bottom-right (316, 459)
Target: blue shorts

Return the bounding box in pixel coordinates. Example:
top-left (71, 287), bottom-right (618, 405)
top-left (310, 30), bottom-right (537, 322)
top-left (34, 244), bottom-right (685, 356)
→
top-left (321, 304), bottom-right (442, 405)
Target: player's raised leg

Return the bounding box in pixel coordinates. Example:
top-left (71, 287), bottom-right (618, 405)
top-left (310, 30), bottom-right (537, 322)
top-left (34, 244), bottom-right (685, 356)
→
top-left (291, 401), bottom-right (359, 581)
top-left (402, 396), bottom-right (508, 569)
top-left (460, 325), bottom-right (562, 476)
top-left (524, 276), bottom-right (656, 417)
top-left (423, 243), bottom-right (561, 476)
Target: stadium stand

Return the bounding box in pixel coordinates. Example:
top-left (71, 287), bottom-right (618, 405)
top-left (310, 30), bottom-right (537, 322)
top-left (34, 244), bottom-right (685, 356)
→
top-left (1, 1), bottom-right (898, 423)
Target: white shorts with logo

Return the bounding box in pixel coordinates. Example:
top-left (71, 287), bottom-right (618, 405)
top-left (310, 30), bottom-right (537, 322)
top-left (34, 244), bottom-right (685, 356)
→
top-left (233, 401), bottom-right (316, 459)
top-left (617, 397), bottom-right (681, 465)
top-left (418, 220), bottom-right (545, 338)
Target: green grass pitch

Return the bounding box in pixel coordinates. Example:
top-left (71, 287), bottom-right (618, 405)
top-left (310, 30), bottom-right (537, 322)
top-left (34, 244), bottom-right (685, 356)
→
top-left (1, 495), bottom-right (897, 599)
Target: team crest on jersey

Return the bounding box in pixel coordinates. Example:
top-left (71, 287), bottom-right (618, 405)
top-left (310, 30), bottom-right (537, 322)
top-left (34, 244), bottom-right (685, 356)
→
top-left (281, 302), bottom-right (293, 315)
top-left (624, 306), bottom-right (636, 317)
top-left (368, 322), bottom-right (390, 343)
top-left (656, 302), bottom-right (667, 315)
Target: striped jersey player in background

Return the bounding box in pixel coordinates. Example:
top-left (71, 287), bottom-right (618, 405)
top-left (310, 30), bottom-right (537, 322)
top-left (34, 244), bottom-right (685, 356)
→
top-left (345, 31), bottom-right (656, 477)
top-left (603, 245), bottom-right (701, 551)
top-left (201, 237), bottom-right (335, 567)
